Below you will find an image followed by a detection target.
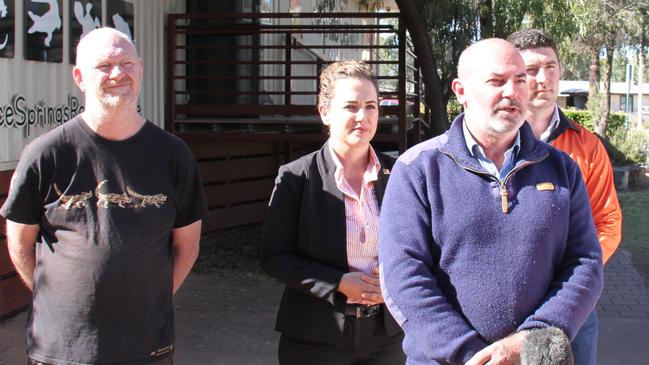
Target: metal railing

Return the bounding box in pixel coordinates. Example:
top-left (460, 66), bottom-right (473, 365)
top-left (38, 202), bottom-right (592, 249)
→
top-left (167, 12), bottom-right (430, 152)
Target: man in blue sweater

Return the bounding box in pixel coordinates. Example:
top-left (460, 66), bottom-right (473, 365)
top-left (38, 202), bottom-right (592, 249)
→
top-left (378, 38), bottom-right (603, 365)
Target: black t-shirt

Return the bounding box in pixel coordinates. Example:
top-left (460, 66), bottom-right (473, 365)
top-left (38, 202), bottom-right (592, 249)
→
top-left (0, 116), bottom-right (208, 364)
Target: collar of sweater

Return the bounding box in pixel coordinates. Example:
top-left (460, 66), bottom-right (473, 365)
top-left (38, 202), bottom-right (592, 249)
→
top-left (439, 113), bottom-right (549, 175)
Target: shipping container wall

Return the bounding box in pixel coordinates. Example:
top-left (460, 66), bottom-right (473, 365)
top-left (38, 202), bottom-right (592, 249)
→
top-left (134, 0), bottom-right (185, 127)
top-left (0, 0), bottom-right (81, 171)
top-left (0, 0), bottom-right (184, 172)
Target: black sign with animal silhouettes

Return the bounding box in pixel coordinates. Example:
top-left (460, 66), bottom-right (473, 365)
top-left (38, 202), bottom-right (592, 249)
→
top-left (24, 0), bottom-right (62, 62)
top-left (0, 0), bottom-right (14, 58)
top-left (107, 0), bottom-right (134, 41)
top-left (69, 0), bottom-right (101, 64)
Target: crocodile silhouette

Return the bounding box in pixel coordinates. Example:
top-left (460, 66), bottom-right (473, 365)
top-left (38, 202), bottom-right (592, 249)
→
top-left (95, 180), bottom-right (167, 209)
top-left (53, 183), bottom-right (92, 209)
top-left (27, 0), bottom-right (61, 47)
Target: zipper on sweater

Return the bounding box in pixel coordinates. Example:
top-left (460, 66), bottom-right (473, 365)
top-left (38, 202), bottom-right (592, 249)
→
top-left (441, 151), bottom-right (548, 214)
top-left (499, 183), bottom-right (508, 213)
top-left (498, 160), bottom-right (540, 214)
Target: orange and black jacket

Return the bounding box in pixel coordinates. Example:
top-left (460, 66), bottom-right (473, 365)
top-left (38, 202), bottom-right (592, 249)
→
top-left (547, 109), bottom-right (622, 264)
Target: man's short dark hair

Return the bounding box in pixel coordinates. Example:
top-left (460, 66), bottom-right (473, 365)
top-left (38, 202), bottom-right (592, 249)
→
top-left (507, 29), bottom-right (560, 62)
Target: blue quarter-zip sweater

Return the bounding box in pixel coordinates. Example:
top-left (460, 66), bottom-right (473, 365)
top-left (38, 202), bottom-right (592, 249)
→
top-left (379, 114), bottom-right (603, 365)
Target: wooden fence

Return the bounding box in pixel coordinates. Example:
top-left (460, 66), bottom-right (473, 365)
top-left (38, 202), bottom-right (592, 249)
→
top-left (179, 135), bottom-right (320, 232)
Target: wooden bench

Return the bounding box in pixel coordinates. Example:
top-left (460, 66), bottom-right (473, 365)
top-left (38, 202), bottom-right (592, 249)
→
top-left (613, 165), bottom-right (647, 190)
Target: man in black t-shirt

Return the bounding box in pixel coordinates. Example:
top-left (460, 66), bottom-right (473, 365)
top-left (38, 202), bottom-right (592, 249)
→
top-left (0, 28), bottom-right (207, 365)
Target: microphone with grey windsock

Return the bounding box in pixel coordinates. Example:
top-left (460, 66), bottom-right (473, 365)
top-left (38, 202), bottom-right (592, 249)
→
top-left (520, 327), bottom-right (574, 365)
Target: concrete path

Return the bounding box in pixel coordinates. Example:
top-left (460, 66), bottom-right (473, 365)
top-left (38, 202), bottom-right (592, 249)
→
top-left (597, 249), bottom-right (649, 365)
top-left (173, 276), bottom-right (281, 365)
top-left (2, 249), bottom-right (648, 364)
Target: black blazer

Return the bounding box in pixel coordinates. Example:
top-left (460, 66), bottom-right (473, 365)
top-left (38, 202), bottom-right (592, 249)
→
top-left (261, 141), bottom-right (401, 346)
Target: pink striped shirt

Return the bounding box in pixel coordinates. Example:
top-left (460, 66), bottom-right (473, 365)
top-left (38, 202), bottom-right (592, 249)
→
top-left (329, 145), bottom-right (381, 279)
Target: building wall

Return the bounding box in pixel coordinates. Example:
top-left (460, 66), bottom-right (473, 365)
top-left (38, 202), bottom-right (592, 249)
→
top-left (0, 0), bottom-right (185, 172)
top-left (133, 0), bottom-right (185, 125)
top-left (613, 94), bottom-right (649, 112)
top-left (560, 91), bottom-right (649, 126)
top-left (259, 0), bottom-right (381, 106)
top-left (611, 94), bottom-right (649, 126)
top-left (0, 0), bottom-right (82, 171)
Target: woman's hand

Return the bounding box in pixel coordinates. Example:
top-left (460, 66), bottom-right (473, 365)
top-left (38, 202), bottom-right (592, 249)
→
top-left (337, 266), bottom-right (384, 305)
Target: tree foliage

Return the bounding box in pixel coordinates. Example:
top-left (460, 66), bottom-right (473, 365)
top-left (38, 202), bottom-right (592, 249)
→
top-left (395, 0), bottom-right (449, 135)
top-left (424, 0), bottom-right (475, 105)
top-left (396, 0), bottom-right (577, 134)
top-left (317, 0), bottom-right (646, 137)
top-left (395, 0), bottom-right (647, 137)
top-left (570, 0), bottom-right (647, 136)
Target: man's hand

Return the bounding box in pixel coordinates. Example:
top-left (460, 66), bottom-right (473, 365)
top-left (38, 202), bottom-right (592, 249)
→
top-left (5, 220), bottom-right (40, 291)
top-left (337, 266), bottom-right (384, 305)
top-left (171, 220), bottom-right (202, 294)
top-left (466, 331), bottom-right (528, 365)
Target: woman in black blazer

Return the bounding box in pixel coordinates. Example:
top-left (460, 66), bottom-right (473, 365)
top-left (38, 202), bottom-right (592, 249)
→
top-left (262, 61), bottom-right (405, 364)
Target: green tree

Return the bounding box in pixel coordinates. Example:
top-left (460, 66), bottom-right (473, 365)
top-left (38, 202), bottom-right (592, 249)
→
top-left (624, 1), bottom-right (648, 130)
top-left (609, 49), bottom-right (649, 84)
top-left (379, 0), bottom-right (646, 138)
top-left (570, 0), bottom-right (642, 136)
top-left (561, 50), bottom-right (591, 80)
top-left (478, 0), bottom-right (532, 38)
top-left (395, 0), bottom-right (450, 135)
top-left (397, 0), bottom-right (577, 135)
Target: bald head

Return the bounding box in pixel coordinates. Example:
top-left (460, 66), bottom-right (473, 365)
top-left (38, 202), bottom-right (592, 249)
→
top-left (76, 27), bottom-right (137, 68)
top-left (72, 27), bottom-right (142, 115)
top-left (451, 38), bottom-right (528, 145)
top-left (457, 38), bottom-right (525, 80)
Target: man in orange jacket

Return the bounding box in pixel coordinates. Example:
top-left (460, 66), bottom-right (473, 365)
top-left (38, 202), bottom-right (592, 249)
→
top-left (508, 29), bottom-right (622, 365)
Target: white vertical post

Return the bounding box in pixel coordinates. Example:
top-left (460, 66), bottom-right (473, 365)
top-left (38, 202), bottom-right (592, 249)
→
top-left (638, 49), bottom-right (644, 129)
top-left (626, 64), bottom-right (633, 129)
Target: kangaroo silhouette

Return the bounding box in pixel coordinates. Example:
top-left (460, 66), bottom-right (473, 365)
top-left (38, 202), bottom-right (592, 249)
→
top-left (0, 0), bottom-right (8, 50)
top-left (73, 1), bottom-right (100, 37)
top-left (27, 0), bottom-right (62, 47)
top-left (112, 13), bottom-right (132, 40)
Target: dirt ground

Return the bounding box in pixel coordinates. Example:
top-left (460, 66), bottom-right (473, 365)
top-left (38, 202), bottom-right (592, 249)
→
top-left (4, 198), bottom-right (649, 365)
top-left (173, 275), bottom-right (282, 364)
top-left (3, 255), bottom-right (649, 365)
top-left (0, 275), bottom-right (284, 365)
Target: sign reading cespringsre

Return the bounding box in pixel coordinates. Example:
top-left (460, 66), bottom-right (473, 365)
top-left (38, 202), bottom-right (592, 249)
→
top-left (0, 95), bottom-right (142, 169)
top-left (0, 94), bottom-right (83, 136)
